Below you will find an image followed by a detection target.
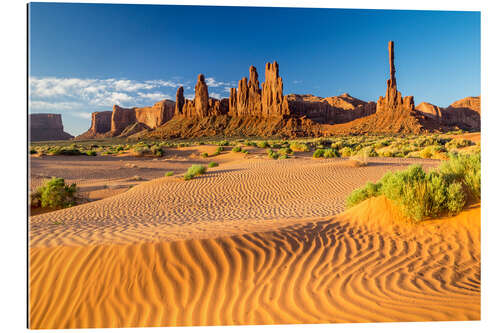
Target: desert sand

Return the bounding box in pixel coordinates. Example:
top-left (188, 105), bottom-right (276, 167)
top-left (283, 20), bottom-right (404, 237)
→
top-left (29, 149), bottom-right (480, 328)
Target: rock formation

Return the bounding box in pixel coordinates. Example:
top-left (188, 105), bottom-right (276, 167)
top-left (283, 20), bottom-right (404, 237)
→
top-left (261, 61), bottom-right (289, 117)
top-left (77, 41), bottom-right (480, 139)
top-left (286, 93), bottom-right (376, 124)
top-left (415, 96), bottom-right (481, 130)
top-left (179, 74), bottom-right (229, 118)
top-left (78, 99), bottom-right (175, 138)
top-left (76, 111), bottom-right (112, 139)
top-left (322, 41), bottom-right (425, 135)
top-left (30, 113), bottom-right (73, 141)
top-left (174, 86), bottom-right (185, 116)
top-left (416, 102), bottom-right (442, 120)
top-left (108, 100), bottom-right (175, 136)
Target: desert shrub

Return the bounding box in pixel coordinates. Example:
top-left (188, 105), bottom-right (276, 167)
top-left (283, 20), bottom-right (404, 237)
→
top-left (267, 149), bottom-right (279, 159)
top-left (346, 152), bottom-right (480, 222)
top-left (165, 171), bottom-right (174, 177)
top-left (323, 148), bottom-right (340, 158)
top-left (278, 154), bottom-right (289, 159)
top-left (242, 149), bottom-right (249, 154)
top-left (445, 138), bottom-right (474, 150)
top-left (32, 177), bottom-right (77, 209)
top-left (313, 149), bottom-right (325, 158)
top-left (257, 141), bottom-right (269, 148)
top-left (420, 146), bottom-right (434, 159)
top-left (214, 146), bottom-right (224, 155)
top-left (133, 146), bottom-right (151, 157)
top-left (151, 145), bottom-right (163, 157)
top-left (232, 146), bottom-right (242, 153)
top-left (201, 152), bottom-right (209, 158)
top-left (290, 142), bottom-right (310, 152)
top-left (339, 147), bottom-right (353, 157)
top-left (346, 182), bottom-right (382, 208)
top-left (271, 143), bottom-right (282, 149)
top-left (279, 147), bottom-right (293, 155)
top-left (208, 162), bottom-right (219, 168)
top-left (184, 164), bottom-right (207, 180)
top-left (30, 148), bottom-right (37, 154)
top-left (47, 147), bottom-right (83, 156)
top-left (330, 141), bottom-right (343, 150)
top-left (218, 140), bottom-right (229, 146)
top-left (85, 150), bottom-right (97, 156)
top-left (247, 141), bottom-right (258, 147)
top-left (439, 152), bottom-right (481, 202)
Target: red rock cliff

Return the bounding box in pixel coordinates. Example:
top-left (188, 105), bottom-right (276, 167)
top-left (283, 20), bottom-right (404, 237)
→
top-left (30, 113), bottom-right (73, 141)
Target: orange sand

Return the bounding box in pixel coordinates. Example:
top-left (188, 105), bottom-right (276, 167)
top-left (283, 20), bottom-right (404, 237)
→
top-left (29, 153), bottom-right (479, 328)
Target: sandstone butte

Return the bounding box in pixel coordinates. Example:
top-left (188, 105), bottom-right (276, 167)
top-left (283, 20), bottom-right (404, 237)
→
top-left (70, 41), bottom-right (480, 140)
top-left (30, 113), bottom-right (73, 141)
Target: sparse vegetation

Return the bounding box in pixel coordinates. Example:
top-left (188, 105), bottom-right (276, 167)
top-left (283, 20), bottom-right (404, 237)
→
top-left (201, 152), bottom-right (209, 158)
top-left (184, 164), bottom-right (207, 180)
top-left (30, 177), bottom-right (77, 209)
top-left (232, 146), bottom-right (242, 153)
top-left (290, 142), bottom-right (310, 152)
top-left (208, 162), bottom-right (219, 168)
top-left (346, 152), bottom-right (480, 222)
top-left (165, 171), bottom-right (174, 177)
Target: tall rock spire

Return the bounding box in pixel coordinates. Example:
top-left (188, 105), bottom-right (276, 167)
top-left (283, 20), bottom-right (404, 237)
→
top-left (194, 74), bottom-right (209, 117)
top-left (378, 40), bottom-right (414, 112)
top-left (175, 86), bottom-right (185, 116)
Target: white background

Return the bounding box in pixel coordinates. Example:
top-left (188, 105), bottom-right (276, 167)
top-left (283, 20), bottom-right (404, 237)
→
top-left (0, 0), bottom-right (498, 332)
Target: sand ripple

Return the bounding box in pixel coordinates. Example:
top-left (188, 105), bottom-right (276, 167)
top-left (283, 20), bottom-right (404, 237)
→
top-left (29, 197), bottom-right (480, 328)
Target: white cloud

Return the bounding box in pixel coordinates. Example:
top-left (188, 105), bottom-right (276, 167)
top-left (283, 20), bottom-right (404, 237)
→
top-left (292, 80), bottom-right (302, 84)
top-left (29, 76), bottom-right (185, 112)
top-left (210, 92), bottom-right (222, 99)
top-left (29, 100), bottom-right (83, 110)
top-left (138, 92), bottom-right (172, 101)
top-left (71, 112), bottom-right (92, 120)
top-left (205, 77), bottom-right (230, 88)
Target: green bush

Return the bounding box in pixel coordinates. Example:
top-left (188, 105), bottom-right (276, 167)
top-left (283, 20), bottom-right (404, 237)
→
top-left (85, 150), bottom-right (97, 156)
top-left (232, 146), bottom-right (242, 153)
top-left (323, 148), bottom-right (340, 158)
top-left (313, 149), bottom-right (325, 158)
top-left (165, 171), bottom-right (174, 177)
top-left (208, 162), bottom-right (219, 168)
top-left (339, 147), bottom-right (353, 157)
top-left (201, 152), bottom-right (209, 158)
top-left (267, 149), bottom-right (279, 159)
top-left (184, 164), bottom-right (207, 180)
top-left (257, 141), bottom-right (269, 148)
top-left (290, 142), bottom-right (310, 152)
top-left (279, 147), bottom-right (293, 155)
top-left (31, 177), bottom-right (77, 209)
top-left (218, 140), bottom-right (229, 146)
top-left (345, 152), bottom-right (480, 222)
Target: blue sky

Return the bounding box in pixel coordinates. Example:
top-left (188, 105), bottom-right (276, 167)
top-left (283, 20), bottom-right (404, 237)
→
top-left (29, 3), bottom-right (480, 135)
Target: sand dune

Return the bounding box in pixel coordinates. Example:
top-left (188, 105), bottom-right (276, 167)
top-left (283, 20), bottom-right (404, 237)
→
top-left (29, 196), bottom-right (480, 328)
top-left (30, 157), bottom-right (439, 246)
top-left (29, 155), bottom-right (479, 328)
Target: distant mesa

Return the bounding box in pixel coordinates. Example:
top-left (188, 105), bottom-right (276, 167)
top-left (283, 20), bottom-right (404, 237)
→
top-left (76, 41), bottom-right (480, 139)
top-left (30, 113), bottom-right (73, 141)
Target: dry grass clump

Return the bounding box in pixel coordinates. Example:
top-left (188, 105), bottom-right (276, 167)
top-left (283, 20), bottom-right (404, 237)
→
top-left (347, 148), bottom-right (370, 167)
